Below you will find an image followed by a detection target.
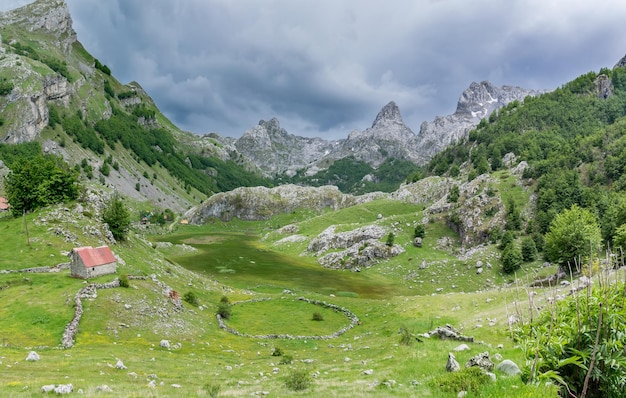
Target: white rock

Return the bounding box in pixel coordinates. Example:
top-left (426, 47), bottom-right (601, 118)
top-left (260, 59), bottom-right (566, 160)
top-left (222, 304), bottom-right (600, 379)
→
top-left (363, 369), bottom-right (374, 375)
top-left (160, 340), bottom-right (170, 349)
top-left (54, 384), bottom-right (73, 394)
top-left (171, 384), bottom-right (181, 388)
top-left (115, 360), bottom-right (127, 370)
top-left (148, 380), bottom-right (156, 388)
top-left (26, 351), bottom-right (40, 361)
top-left (41, 385), bottom-right (56, 393)
top-left (96, 385), bottom-right (113, 392)
top-left (453, 344), bottom-right (471, 352)
top-left (344, 357), bottom-right (351, 362)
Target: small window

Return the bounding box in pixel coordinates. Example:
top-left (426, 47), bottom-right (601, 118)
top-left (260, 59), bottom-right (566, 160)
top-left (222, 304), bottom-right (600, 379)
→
top-left (92, 267), bottom-right (95, 271)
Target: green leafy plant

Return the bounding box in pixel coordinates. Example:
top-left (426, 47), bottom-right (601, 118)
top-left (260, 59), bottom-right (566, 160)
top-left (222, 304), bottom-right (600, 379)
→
top-left (432, 366), bottom-right (490, 393)
top-left (118, 273), bottom-right (129, 288)
top-left (284, 369), bottom-right (312, 391)
top-left (183, 291), bottom-right (199, 306)
top-left (312, 312), bottom-right (324, 321)
top-left (515, 280), bottom-right (626, 398)
top-left (386, 232), bottom-right (395, 247)
top-left (502, 245), bottom-right (523, 274)
top-left (102, 194), bottom-right (131, 241)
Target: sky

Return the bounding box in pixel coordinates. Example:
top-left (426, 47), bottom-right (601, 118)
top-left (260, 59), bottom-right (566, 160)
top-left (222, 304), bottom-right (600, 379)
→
top-left (3, 0), bottom-right (626, 139)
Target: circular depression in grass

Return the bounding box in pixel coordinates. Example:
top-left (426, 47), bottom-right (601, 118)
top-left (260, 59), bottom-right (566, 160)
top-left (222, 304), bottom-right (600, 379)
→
top-left (219, 297), bottom-right (358, 339)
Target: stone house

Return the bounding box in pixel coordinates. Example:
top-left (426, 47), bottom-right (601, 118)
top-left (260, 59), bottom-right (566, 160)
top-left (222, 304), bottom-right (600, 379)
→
top-left (69, 246), bottom-right (117, 279)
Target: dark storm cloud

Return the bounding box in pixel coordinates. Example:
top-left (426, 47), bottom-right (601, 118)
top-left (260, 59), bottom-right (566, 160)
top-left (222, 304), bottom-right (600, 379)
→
top-left (3, 0), bottom-right (626, 138)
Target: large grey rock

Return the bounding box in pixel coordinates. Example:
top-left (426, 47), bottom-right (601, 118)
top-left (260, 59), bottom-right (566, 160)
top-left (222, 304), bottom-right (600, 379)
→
top-left (465, 351), bottom-right (494, 371)
top-left (54, 384), bottom-right (73, 394)
top-left (415, 81), bottom-right (545, 164)
top-left (26, 351), bottom-right (40, 361)
top-left (446, 353), bottom-right (460, 372)
top-left (235, 118), bottom-right (339, 176)
top-left (495, 359), bottom-right (522, 376)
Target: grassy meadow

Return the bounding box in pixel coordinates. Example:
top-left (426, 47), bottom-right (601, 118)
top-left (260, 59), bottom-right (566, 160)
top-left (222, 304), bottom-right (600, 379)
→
top-left (0, 199), bottom-right (562, 397)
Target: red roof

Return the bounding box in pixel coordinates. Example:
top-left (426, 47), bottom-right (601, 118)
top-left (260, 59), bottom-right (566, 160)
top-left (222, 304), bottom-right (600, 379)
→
top-left (74, 246), bottom-right (116, 267)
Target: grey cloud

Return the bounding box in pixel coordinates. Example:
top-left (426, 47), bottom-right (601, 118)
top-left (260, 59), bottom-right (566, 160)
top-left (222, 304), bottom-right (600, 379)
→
top-left (4, 0), bottom-right (626, 138)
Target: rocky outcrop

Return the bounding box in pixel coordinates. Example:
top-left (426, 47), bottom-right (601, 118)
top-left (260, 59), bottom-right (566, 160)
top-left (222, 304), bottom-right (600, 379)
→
top-left (235, 118), bottom-right (339, 176)
top-left (425, 174), bottom-right (506, 247)
top-left (307, 225), bottom-right (404, 269)
top-left (0, 0), bottom-right (77, 53)
top-left (415, 81), bottom-right (545, 163)
top-left (332, 101), bottom-right (419, 167)
top-left (184, 184), bottom-right (359, 223)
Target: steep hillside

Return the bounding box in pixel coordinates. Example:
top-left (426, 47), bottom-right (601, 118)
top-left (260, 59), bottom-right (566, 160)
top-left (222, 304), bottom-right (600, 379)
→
top-left (0, 0), bottom-right (270, 212)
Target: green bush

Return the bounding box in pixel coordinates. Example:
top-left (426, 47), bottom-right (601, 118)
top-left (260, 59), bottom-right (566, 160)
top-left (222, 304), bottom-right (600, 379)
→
top-left (118, 273), bottom-right (129, 288)
top-left (217, 302), bottom-right (231, 319)
top-left (414, 224), bottom-right (425, 239)
top-left (432, 366), bottom-right (490, 393)
top-left (271, 347), bottom-right (283, 357)
top-left (202, 383), bottom-right (221, 398)
top-left (499, 230), bottom-right (515, 251)
top-left (312, 312), bottom-right (324, 321)
top-left (502, 245), bottom-right (523, 274)
top-left (386, 232), bottom-right (395, 247)
top-left (183, 291), bottom-right (199, 306)
top-left (284, 369), bottom-right (312, 391)
top-left (521, 237), bottom-right (538, 262)
top-left (279, 354), bottom-right (293, 365)
top-left (515, 281), bottom-right (626, 397)
top-left (102, 194), bottom-right (131, 241)
top-left (448, 185), bottom-right (460, 203)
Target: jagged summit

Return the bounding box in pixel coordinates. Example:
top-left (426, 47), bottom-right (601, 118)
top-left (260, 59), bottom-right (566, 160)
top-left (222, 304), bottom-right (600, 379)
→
top-left (414, 81), bottom-right (544, 163)
top-left (0, 0), bottom-right (76, 52)
top-left (371, 101), bottom-right (403, 128)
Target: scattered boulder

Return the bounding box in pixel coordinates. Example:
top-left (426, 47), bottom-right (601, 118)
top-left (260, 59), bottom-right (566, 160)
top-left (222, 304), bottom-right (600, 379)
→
top-left (446, 353), bottom-right (461, 372)
top-left (54, 384), bottom-right (73, 394)
top-left (115, 360), bottom-right (127, 370)
top-left (41, 385), bottom-right (56, 393)
top-left (465, 352), bottom-right (494, 371)
top-left (429, 324), bottom-right (474, 342)
top-left (453, 344), bottom-right (471, 352)
top-left (160, 339), bottom-right (170, 349)
top-left (26, 351), bottom-right (40, 361)
top-left (495, 359), bottom-right (521, 376)
top-left (96, 385), bottom-right (113, 393)
top-left (413, 237), bottom-right (422, 247)
top-left (363, 369), bottom-right (374, 375)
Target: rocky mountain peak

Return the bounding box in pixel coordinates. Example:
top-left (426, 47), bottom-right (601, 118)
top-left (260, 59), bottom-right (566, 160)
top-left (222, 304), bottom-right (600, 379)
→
top-left (414, 81), bottom-right (544, 164)
top-left (371, 101), bottom-right (403, 128)
top-left (0, 0), bottom-right (76, 52)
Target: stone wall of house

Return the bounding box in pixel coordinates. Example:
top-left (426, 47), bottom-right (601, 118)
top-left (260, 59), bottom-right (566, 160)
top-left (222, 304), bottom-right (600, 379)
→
top-left (85, 262), bottom-right (116, 278)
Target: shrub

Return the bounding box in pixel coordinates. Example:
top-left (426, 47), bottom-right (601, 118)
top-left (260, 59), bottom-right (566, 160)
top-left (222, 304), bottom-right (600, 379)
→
top-left (448, 185), bottom-right (460, 203)
top-left (432, 366), bottom-right (490, 393)
top-left (284, 369), bottom-right (312, 391)
top-left (217, 302), bottom-right (231, 319)
top-left (312, 312), bottom-right (324, 321)
top-left (203, 383), bottom-right (221, 398)
top-left (183, 291), bottom-right (199, 306)
top-left (521, 236), bottom-right (538, 262)
top-left (499, 230), bottom-right (515, 251)
top-left (102, 194), bottom-right (130, 241)
top-left (414, 224), bottom-right (425, 239)
top-left (271, 347), bottom-right (283, 357)
top-left (386, 232), bottom-right (395, 247)
top-left (515, 281), bottom-right (626, 398)
top-left (502, 245), bottom-right (523, 274)
top-left (118, 273), bottom-right (129, 288)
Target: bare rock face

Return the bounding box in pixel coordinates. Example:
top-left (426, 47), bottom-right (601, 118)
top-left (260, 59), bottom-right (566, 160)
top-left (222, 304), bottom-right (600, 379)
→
top-left (235, 118), bottom-right (339, 176)
top-left (333, 101), bottom-right (419, 167)
top-left (0, 0), bottom-right (77, 52)
top-left (184, 184), bottom-right (359, 223)
top-left (308, 225), bottom-right (404, 269)
top-left (415, 81), bottom-right (545, 164)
